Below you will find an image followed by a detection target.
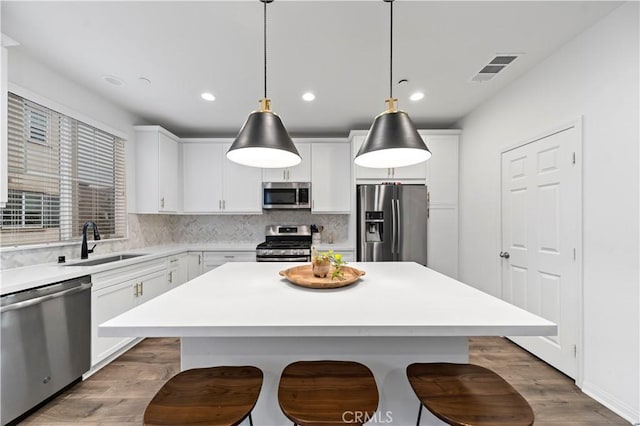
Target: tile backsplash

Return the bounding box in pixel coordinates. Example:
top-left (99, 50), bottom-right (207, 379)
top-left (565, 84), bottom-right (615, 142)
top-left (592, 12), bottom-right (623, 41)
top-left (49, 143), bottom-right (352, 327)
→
top-left (1, 212), bottom-right (349, 269)
top-left (169, 211), bottom-right (349, 244)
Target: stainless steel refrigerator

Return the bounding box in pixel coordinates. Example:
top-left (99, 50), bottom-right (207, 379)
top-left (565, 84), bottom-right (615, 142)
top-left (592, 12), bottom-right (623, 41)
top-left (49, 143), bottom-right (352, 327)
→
top-left (357, 184), bottom-right (428, 265)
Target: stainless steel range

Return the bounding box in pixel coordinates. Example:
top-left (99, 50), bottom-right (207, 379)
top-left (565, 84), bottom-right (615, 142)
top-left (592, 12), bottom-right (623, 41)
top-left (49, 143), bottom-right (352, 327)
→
top-left (256, 225), bottom-right (312, 262)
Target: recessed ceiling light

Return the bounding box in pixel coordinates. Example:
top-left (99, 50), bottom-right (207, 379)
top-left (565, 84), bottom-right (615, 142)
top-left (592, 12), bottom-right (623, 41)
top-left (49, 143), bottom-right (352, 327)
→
top-left (409, 92), bottom-right (425, 101)
top-left (302, 92), bottom-right (315, 102)
top-left (102, 75), bottom-right (125, 86)
top-left (201, 92), bottom-right (216, 102)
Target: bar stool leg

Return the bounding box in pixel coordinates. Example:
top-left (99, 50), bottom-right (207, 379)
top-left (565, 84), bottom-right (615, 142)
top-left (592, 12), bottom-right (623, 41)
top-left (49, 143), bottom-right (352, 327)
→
top-left (416, 402), bottom-right (423, 426)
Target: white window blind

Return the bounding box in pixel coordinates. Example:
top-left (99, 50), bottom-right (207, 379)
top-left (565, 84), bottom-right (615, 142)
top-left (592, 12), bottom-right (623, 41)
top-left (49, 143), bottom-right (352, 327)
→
top-left (1, 92), bottom-right (126, 246)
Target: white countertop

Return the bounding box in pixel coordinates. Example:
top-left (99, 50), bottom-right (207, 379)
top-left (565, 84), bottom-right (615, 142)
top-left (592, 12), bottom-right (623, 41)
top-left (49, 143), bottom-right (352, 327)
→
top-left (100, 262), bottom-right (557, 338)
top-left (0, 243), bottom-right (260, 295)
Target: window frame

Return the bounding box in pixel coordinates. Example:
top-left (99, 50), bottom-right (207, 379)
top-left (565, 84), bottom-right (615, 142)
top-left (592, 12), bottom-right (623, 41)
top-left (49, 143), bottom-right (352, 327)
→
top-left (1, 89), bottom-right (127, 247)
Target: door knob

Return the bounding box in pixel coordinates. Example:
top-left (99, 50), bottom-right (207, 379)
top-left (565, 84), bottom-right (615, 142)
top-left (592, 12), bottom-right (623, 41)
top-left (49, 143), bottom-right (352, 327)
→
top-left (499, 251), bottom-right (510, 259)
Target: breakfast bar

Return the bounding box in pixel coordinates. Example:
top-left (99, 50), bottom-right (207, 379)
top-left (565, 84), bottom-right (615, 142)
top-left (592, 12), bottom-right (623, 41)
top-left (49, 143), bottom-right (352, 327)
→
top-left (100, 262), bottom-right (556, 425)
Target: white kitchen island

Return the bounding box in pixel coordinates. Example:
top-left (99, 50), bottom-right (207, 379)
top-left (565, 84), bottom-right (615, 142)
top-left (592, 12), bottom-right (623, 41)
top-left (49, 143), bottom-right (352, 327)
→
top-left (100, 262), bottom-right (556, 425)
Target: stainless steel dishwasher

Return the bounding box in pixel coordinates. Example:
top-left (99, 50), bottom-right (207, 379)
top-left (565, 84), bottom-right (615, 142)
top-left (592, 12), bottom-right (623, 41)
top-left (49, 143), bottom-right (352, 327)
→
top-left (1, 275), bottom-right (92, 425)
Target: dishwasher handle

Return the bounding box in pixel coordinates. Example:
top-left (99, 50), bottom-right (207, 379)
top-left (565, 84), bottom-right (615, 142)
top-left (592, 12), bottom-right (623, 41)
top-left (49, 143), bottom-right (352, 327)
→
top-left (0, 282), bottom-right (92, 313)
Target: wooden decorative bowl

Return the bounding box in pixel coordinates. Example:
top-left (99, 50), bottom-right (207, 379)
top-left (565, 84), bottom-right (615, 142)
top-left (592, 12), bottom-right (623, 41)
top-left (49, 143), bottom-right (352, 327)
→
top-left (279, 264), bottom-right (366, 289)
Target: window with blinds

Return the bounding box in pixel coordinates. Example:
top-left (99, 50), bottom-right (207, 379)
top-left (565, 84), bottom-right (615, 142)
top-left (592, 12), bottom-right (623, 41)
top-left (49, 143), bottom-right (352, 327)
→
top-left (1, 92), bottom-right (126, 246)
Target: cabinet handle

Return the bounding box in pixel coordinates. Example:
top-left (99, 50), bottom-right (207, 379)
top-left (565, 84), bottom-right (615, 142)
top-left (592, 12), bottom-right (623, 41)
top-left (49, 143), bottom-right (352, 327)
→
top-left (141, 282), bottom-right (144, 296)
top-left (286, 170), bottom-right (290, 180)
top-left (198, 254), bottom-right (201, 265)
top-left (169, 271), bottom-right (173, 283)
top-left (219, 200), bottom-right (222, 210)
top-left (223, 200), bottom-right (226, 210)
top-left (134, 283), bottom-right (139, 297)
top-left (283, 170), bottom-right (286, 180)
top-left (392, 168), bottom-right (395, 177)
top-left (224, 255), bottom-right (235, 259)
top-left (170, 258), bottom-right (179, 263)
top-left (160, 197), bottom-right (165, 208)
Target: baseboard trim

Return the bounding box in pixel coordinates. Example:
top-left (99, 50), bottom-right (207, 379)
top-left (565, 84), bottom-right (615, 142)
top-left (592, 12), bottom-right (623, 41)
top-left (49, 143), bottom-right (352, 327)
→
top-left (582, 380), bottom-right (639, 424)
top-left (83, 337), bottom-right (144, 379)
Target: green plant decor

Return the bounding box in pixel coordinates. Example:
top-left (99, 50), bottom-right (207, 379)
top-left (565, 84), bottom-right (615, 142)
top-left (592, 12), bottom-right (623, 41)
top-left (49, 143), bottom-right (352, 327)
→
top-left (314, 249), bottom-right (347, 280)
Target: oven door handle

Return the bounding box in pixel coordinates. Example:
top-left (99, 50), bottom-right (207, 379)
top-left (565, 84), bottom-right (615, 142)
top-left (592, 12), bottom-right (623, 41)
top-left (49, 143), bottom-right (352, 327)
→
top-left (256, 257), bottom-right (309, 262)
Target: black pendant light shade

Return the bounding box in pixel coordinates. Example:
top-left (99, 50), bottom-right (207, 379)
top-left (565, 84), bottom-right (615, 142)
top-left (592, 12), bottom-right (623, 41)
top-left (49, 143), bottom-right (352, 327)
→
top-left (355, 0), bottom-right (431, 169)
top-left (227, 107), bottom-right (301, 168)
top-left (226, 0), bottom-right (301, 168)
top-left (355, 108), bottom-right (430, 168)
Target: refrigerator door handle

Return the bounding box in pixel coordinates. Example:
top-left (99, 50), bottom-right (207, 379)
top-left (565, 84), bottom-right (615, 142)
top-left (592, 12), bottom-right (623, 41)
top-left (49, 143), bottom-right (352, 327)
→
top-left (391, 198), bottom-right (397, 255)
top-left (395, 198), bottom-right (401, 255)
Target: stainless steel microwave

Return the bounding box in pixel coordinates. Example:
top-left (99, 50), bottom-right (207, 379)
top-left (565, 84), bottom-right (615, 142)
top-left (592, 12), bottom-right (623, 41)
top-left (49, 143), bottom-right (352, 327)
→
top-left (262, 182), bottom-right (311, 209)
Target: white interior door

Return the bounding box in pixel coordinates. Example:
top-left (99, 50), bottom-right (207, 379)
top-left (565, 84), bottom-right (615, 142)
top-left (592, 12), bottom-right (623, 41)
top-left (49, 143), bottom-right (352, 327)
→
top-left (500, 125), bottom-right (581, 379)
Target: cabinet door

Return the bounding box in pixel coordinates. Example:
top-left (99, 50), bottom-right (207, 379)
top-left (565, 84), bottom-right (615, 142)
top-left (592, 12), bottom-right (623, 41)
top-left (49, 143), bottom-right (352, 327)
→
top-left (424, 134), bottom-right (459, 278)
top-left (187, 252), bottom-right (204, 280)
top-left (92, 280), bottom-right (137, 365)
top-left (158, 132), bottom-right (179, 212)
top-left (168, 256), bottom-right (188, 287)
top-left (138, 269), bottom-right (167, 303)
top-left (311, 142), bottom-right (351, 213)
top-left (183, 143), bottom-right (223, 212)
top-left (287, 142), bottom-right (311, 181)
top-left (261, 142), bottom-right (311, 182)
top-left (222, 143), bottom-right (262, 213)
top-left (425, 134), bottom-right (459, 204)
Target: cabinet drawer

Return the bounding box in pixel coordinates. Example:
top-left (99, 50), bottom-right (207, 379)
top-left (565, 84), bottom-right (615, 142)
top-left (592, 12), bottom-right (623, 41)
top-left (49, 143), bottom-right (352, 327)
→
top-left (203, 251), bottom-right (256, 266)
top-left (91, 259), bottom-right (166, 291)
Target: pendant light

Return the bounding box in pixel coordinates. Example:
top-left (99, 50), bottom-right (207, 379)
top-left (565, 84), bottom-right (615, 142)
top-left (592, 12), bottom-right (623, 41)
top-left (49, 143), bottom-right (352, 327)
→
top-left (355, 0), bottom-right (431, 168)
top-left (227, 0), bottom-right (301, 168)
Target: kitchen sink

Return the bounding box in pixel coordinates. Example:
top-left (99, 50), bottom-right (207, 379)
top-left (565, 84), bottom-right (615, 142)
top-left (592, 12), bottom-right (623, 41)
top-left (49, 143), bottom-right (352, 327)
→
top-left (63, 254), bottom-right (147, 266)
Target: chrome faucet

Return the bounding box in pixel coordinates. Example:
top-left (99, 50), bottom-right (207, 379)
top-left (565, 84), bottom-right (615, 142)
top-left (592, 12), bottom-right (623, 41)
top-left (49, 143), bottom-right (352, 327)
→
top-left (81, 221), bottom-right (101, 259)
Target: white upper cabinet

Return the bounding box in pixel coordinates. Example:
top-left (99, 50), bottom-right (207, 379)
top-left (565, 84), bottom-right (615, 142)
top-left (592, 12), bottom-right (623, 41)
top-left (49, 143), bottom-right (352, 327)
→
top-left (221, 142), bottom-right (262, 213)
top-left (262, 142), bottom-right (311, 182)
top-left (135, 126), bottom-right (180, 213)
top-left (311, 141), bottom-right (351, 213)
top-left (182, 140), bottom-right (261, 214)
top-left (423, 133), bottom-right (459, 205)
top-left (182, 142), bottom-right (223, 212)
top-left (350, 132), bottom-right (428, 182)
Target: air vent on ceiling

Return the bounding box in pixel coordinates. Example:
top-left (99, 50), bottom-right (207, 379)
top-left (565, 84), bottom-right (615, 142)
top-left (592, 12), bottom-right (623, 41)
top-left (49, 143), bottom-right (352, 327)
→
top-left (471, 54), bottom-right (520, 82)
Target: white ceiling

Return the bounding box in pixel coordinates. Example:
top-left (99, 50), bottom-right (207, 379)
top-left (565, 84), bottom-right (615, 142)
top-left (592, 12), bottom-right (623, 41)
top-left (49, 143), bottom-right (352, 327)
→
top-left (2, 1), bottom-right (621, 137)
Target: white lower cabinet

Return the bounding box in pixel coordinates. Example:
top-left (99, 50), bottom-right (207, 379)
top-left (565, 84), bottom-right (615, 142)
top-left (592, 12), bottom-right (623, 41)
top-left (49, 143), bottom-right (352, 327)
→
top-left (167, 253), bottom-right (188, 289)
top-left (91, 259), bottom-right (166, 368)
top-left (187, 252), bottom-right (204, 280)
top-left (203, 251), bottom-right (256, 272)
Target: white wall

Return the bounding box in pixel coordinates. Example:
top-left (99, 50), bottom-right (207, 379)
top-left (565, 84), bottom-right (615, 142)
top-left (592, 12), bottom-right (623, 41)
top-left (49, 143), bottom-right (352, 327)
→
top-left (457, 2), bottom-right (639, 422)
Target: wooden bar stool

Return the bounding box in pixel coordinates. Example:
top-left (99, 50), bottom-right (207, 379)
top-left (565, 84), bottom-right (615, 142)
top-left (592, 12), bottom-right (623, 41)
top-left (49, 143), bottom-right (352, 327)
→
top-left (406, 363), bottom-right (534, 426)
top-left (278, 360), bottom-right (379, 425)
top-left (144, 366), bottom-right (263, 426)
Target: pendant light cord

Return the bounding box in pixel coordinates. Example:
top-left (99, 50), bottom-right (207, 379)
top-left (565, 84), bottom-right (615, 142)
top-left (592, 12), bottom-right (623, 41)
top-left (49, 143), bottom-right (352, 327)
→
top-left (264, 0), bottom-right (268, 99)
top-left (389, 0), bottom-right (393, 99)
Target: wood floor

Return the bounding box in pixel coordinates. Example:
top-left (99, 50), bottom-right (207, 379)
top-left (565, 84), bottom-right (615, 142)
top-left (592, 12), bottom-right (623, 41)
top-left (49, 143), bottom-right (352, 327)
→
top-left (19, 337), bottom-right (628, 425)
